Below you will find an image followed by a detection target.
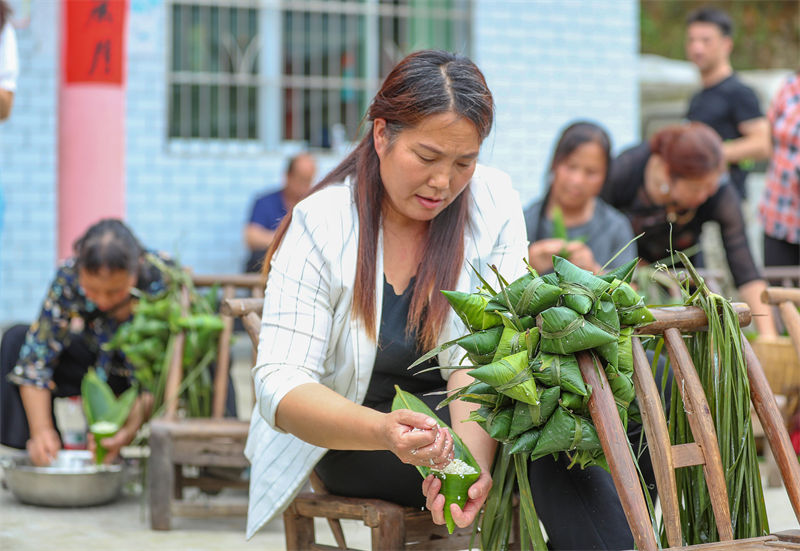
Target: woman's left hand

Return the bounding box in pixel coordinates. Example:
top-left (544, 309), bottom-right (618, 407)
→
top-left (422, 470), bottom-right (492, 529)
top-left (88, 427), bottom-right (133, 464)
top-left (88, 392), bottom-right (153, 464)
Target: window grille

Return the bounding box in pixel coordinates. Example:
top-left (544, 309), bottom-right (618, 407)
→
top-left (167, 0), bottom-right (471, 147)
top-left (168, 1), bottom-right (260, 140)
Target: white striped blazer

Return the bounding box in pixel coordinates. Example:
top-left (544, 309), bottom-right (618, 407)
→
top-left (245, 164), bottom-right (529, 538)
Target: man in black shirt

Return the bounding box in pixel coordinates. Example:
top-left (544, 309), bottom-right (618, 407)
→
top-left (685, 7), bottom-right (770, 199)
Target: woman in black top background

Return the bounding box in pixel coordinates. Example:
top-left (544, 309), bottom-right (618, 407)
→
top-left (602, 122), bottom-right (775, 336)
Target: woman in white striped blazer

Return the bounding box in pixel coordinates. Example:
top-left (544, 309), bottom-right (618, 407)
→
top-left (245, 50), bottom-right (529, 539)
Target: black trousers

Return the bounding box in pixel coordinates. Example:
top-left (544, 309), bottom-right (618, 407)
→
top-left (764, 233), bottom-right (800, 267)
top-left (528, 421), bottom-right (657, 550)
top-left (315, 384), bottom-right (664, 551)
top-left (1, 324), bottom-right (237, 450)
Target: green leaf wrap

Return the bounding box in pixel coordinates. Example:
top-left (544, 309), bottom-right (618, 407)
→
top-left (468, 351), bottom-right (539, 405)
top-left (611, 281), bottom-right (655, 326)
top-left (530, 353), bottom-right (588, 397)
top-left (485, 273), bottom-right (561, 317)
top-left (508, 386), bottom-right (560, 438)
top-left (530, 407), bottom-right (602, 461)
top-left (441, 290), bottom-right (502, 331)
top-left (538, 306), bottom-right (617, 355)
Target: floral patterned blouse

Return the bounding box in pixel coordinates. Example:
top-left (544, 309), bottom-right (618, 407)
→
top-left (7, 252), bottom-right (173, 391)
top-left (759, 72), bottom-right (800, 245)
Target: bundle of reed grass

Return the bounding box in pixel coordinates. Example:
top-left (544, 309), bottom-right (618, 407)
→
top-left (661, 253), bottom-right (769, 544)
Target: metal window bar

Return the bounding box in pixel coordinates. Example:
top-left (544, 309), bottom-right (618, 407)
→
top-left (236, 7), bottom-right (245, 139)
top-left (180, 4), bottom-right (191, 138)
top-left (309, 10), bottom-right (322, 147)
top-left (326, 11), bottom-right (340, 148)
top-left (199, 5), bottom-right (208, 138)
top-left (218, 5), bottom-right (228, 139)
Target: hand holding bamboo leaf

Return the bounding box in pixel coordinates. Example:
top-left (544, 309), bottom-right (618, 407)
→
top-left (423, 465), bottom-right (492, 534)
top-left (81, 369), bottom-right (143, 464)
top-left (528, 238), bottom-right (597, 274)
top-left (392, 385), bottom-right (486, 533)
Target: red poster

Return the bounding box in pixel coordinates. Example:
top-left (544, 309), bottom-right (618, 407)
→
top-left (64, 0), bottom-right (127, 84)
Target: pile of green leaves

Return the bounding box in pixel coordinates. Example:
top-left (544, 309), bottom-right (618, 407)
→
top-left (411, 256), bottom-right (654, 550)
top-left (659, 253), bottom-right (769, 544)
top-left (104, 255), bottom-right (224, 418)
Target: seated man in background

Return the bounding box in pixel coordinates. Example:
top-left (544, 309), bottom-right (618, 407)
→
top-left (243, 153), bottom-right (316, 273)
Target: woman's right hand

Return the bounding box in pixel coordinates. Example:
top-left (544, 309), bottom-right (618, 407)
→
top-left (423, 469), bottom-right (493, 529)
top-left (26, 428), bottom-right (61, 466)
top-left (383, 409), bottom-right (454, 470)
top-left (562, 241), bottom-right (600, 273)
top-left (528, 238), bottom-right (568, 272)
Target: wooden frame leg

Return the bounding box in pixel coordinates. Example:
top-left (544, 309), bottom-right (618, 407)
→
top-left (149, 426), bottom-right (174, 531)
top-left (631, 337), bottom-right (683, 548)
top-left (576, 351), bottom-right (658, 551)
top-left (744, 337), bottom-right (800, 523)
top-left (372, 507), bottom-right (405, 550)
top-left (663, 328), bottom-right (734, 541)
top-left (284, 504), bottom-right (315, 550)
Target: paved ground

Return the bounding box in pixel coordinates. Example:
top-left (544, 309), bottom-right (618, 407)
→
top-left (0, 479), bottom-right (372, 550)
top-left (1, 459), bottom-right (798, 551)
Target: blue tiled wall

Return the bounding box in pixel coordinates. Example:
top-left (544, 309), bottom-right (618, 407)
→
top-left (474, 0), bottom-right (640, 206)
top-left (0, 1), bottom-right (59, 323)
top-left (0, 0), bottom-right (639, 324)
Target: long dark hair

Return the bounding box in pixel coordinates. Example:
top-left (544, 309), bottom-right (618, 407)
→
top-left (73, 218), bottom-right (144, 274)
top-left (0, 1), bottom-right (11, 32)
top-left (265, 50), bottom-right (494, 348)
top-left (531, 121), bottom-right (612, 241)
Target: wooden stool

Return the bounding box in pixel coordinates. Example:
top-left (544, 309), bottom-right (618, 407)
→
top-left (285, 472), bottom-right (476, 550)
top-left (149, 418), bottom-right (249, 529)
top-left (579, 303), bottom-right (800, 550)
top-left (148, 274), bottom-right (264, 530)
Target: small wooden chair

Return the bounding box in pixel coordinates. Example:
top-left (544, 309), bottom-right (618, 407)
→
top-left (752, 286), bottom-right (800, 487)
top-left (222, 296), bottom-right (488, 551)
top-left (761, 287), bottom-right (800, 392)
top-left (577, 303), bottom-right (800, 550)
top-left (148, 274), bottom-right (264, 530)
